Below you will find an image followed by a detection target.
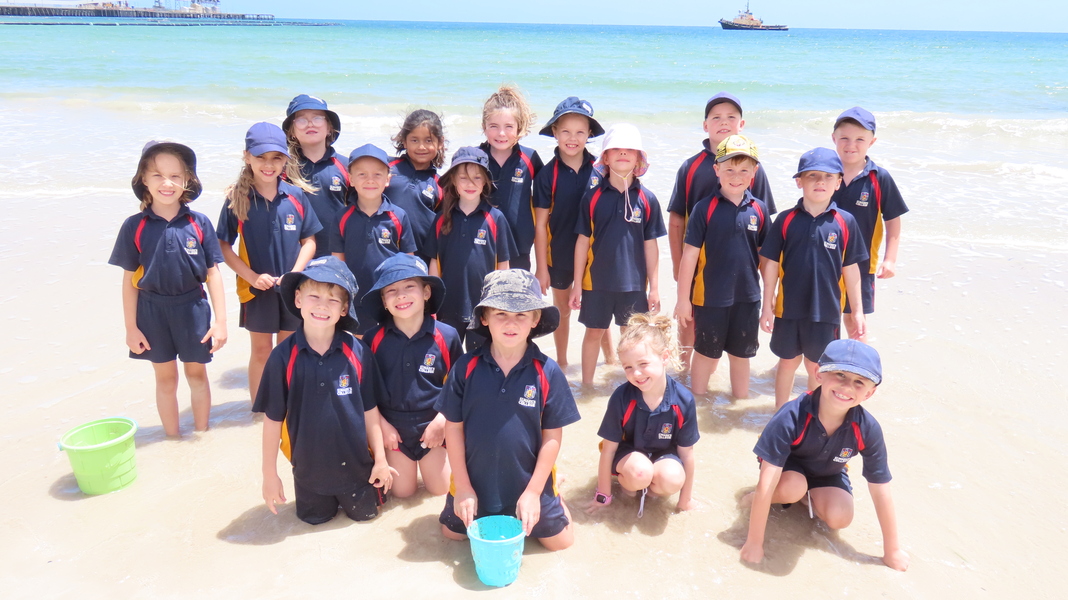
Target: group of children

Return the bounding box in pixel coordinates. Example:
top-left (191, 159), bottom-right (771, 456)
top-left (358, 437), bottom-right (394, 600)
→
top-left (107, 87), bottom-right (908, 571)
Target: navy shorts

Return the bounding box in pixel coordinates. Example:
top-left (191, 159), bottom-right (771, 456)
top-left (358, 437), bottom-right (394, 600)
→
top-left (510, 253), bottom-right (532, 271)
top-left (611, 444), bottom-right (681, 475)
top-left (134, 289), bottom-right (213, 364)
top-left (579, 290), bottom-right (648, 329)
top-left (782, 456), bottom-right (853, 495)
top-left (294, 478), bottom-right (384, 524)
top-left (384, 411), bottom-right (437, 462)
top-left (239, 287), bottom-right (302, 334)
top-left (843, 271), bottom-right (876, 315)
top-left (692, 301), bottom-right (760, 359)
top-left (439, 491), bottom-right (569, 539)
top-left (769, 318), bottom-right (839, 362)
top-left (548, 265), bottom-right (574, 291)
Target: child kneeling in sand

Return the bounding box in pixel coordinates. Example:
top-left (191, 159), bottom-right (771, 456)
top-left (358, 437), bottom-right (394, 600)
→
top-left (255, 257), bottom-right (394, 524)
top-left (741, 339), bottom-right (909, 571)
top-left (436, 269), bottom-right (580, 550)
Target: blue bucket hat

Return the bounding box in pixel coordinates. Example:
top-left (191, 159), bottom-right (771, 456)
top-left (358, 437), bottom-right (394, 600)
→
top-left (793, 147), bottom-right (843, 178)
top-left (834, 106), bottom-right (876, 133)
top-left (132, 140), bottom-right (203, 202)
top-left (245, 122), bottom-right (290, 158)
top-left (468, 269), bottom-right (560, 340)
top-left (280, 256), bottom-right (360, 333)
top-left (440, 146), bottom-right (491, 183)
top-left (538, 96), bottom-right (606, 138)
top-left (704, 92), bottom-right (743, 118)
top-left (361, 254), bottom-right (446, 323)
top-left (347, 143), bottom-right (391, 170)
top-left (818, 339), bottom-right (882, 385)
top-left (282, 94), bottom-right (342, 142)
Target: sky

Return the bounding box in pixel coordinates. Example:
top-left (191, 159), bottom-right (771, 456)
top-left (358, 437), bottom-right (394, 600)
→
top-left (212, 0), bottom-right (1068, 33)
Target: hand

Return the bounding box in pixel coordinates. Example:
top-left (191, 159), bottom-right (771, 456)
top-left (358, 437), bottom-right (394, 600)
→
top-left (263, 473), bottom-right (286, 515)
top-left (850, 313), bottom-right (867, 340)
top-left (876, 260), bottom-right (897, 279)
top-left (203, 322), bottom-right (228, 353)
top-left (454, 488), bottom-right (478, 527)
top-left (420, 414), bottom-right (447, 449)
top-left (380, 418), bottom-right (401, 452)
top-left (534, 267), bottom-right (550, 295)
top-left (568, 288), bottom-right (582, 311)
top-left (740, 540), bottom-right (765, 564)
top-left (369, 461), bottom-right (397, 494)
top-left (674, 299), bottom-right (692, 328)
top-left (252, 273), bottom-right (278, 291)
top-left (883, 548), bottom-right (910, 571)
top-left (126, 328), bottom-right (151, 354)
top-left (759, 308), bottom-right (775, 334)
top-left (647, 290), bottom-right (661, 314)
top-left (515, 490), bottom-right (542, 536)
top-left (676, 496), bottom-right (697, 512)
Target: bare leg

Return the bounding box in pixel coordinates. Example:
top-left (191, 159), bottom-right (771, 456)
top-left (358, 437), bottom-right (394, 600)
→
top-left (727, 353), bottom-right (751, 399)
top-left (551, 287), bottom-right (572, 367)
top-left (615, 452), bottom-right (654, 492)
top-left (183, 362), bottom-right (211, 432)
top-left (678, 318), bottom-right (695, 371)
top-left (152, 361), bottom-right (181, 436)
top-left (248, 332), bottom-right (275, 404)
top-left (581, 328), bottom-right (606, 386)
top-left (418, 447), bottom-right (451, 497)
top-left (648, 459), bottom-right (685, 497)
top-left (690, 352), bottom-right (719, 396)
top-left (386, 450), bottom-right (419, 499)
top-left (809, 486), bottom-right (855, 529)
top-left (601, 328), bottom-right (616, 364)
top-left (804, 357), bottom-right (820, 392)
top-left (775, 356), bottom-right (804, 408)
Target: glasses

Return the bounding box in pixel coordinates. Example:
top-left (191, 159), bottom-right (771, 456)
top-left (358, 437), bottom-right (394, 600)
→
top-left (293, 115), bottom-right (327, 128)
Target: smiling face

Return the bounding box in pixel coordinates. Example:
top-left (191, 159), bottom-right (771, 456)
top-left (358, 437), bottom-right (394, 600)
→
top-left (349, 157), bottom-right (391, 200)
top-left (454, 164), bottom-right (487, 203)
top-left (403, 125), bottom-right (441, 171)
top-left (618, 341), bottom-right (668, 394)
top-left (380, 277), bottom-right (430, 320)
top-left (815, 369), bottom-right (877, 409)
top-left (290, 109), bottom-right (331, 149)
top-left (481, 308), bottom-right (539, 350)
top-left (832, 121), bottom-right (877, 170)
top-left (795, 170), bottom-right (843, 204)
top-left (294, 280), bottom-right (349, 331)
top-left (141, 152), bottom-right (189, 208)
top-left (703, 102), bottom-right (744, 148)
top-left (483, 109), bottom-right (520, 153)
top-left (712, 157), bottom-right (757, 202)
top-left (246, 150), bottom-right (287, 188)
top-left (552, 113), bottom-right (591, 160)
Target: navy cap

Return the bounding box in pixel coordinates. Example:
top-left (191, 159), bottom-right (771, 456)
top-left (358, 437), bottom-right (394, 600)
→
top-left (704, 92), bottom-right (743, 117)
top-left (282, 94), bottom-right (342, 140)
top-left (245, 122), bottom-right (290, 157)
top-left (538, 96), bottom-right (606, 138)
top-left (347, 143), bottom-right (391, 170)
top-left (361, 254), bottom-right (445, 323)
top-left (793, 147), bottom-right (844, 178)
top-left (468, 269), bottom-right (560, 339)
top-left (818, 339), bottom-right (882, 385)
top-left (440, 146), bottom-right (491, 182)
top-left (834, 106), bottom-right (876, 133)
top-left (280, 256), bottom-right (360, 333)
top-left (132, 140), bottom-right (203, 202)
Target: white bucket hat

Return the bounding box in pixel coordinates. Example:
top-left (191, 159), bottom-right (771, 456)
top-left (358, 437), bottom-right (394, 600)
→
top-left (596, 123), bottom-right (649, 178)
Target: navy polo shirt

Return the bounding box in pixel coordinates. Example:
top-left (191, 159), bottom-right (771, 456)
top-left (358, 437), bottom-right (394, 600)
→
top-left (330, 197), bottom-right (416, 306)
top-left (667, 139), bottom-right (777, 218)
top-left (252, 329), bottom-right (386, 495)
top-left (297, 146), bottom-right (350, 258)
top-left (759, 200), bottom-right (868, 323)
top-left (109, 206), bottom-right (224, 296)
top-left (576, 178), bottom-right (667, 292)
top-left (597, 377), bottom-right (700, 454)
top-left (435, 342), bottom-right (580, 512)
top-left (831, 158), bottom-right (909, 276)
top-left (216, 181), bottom-right (323, 303)
top-left (363, 316), bottom-right (462, 423)
top-left (753, 388), bottom-right (891, 484)
top-left (480, 142), bottom-right (543, 256)
top-left (386, 154), bottom-right (442, 260)
top-left (683, 191), bottom-right (769, 307)
top-left (532, 149), bottom-right (598, 271)
top-left (425, 203), bottom-right (516, 325)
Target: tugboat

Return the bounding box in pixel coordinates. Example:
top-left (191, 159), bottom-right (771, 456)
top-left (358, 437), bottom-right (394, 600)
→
top-left (719, 3), bottom-right (788, 31)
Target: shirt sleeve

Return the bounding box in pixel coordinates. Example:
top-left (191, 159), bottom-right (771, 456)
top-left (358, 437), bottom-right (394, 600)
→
top-left (358, 347), bottom-right (384, 412)
top-left (842, 213), bottom-right (869, 268)
top-left (425, 215), bottom-right (441, 259)
top-left (330, 207), bottom-right (347, 254)
top-left (858, 414), bottom-right (892, 484)
top-left (877, 169), bottom-right (909, 221)
top-left (752, 401), bottom-right (803, 467)
top-left (397, 211), bottom-right (417, 254)
top-left (298, 192), bottom-right (323, 240)
top-left (108, 215), bottom-right (141, 271)
top-left (675, 391), bottom-right (701, 448)
top-left (751, 165), bottom-right (777, 215)
top-left (540, 360), bottom-right (580, 430)
top-left (494, 210), bottom-right (517, 263)
top-left (758, 213), bottom-right (786, 261)
top-left (216, 201), bottom-right (238, 246)
top-left (642, 189), bottom-right (668, 240)
top-left (755, 200), bottom-right (770, 248)
top-left (575, 188), bottom-right (594, 237)
top-left (683, 199), bottom-right (710, 249)
top-left (596, 385), bottom-right (628, 442)
top-left (252, 343), bottom-right (290, 422)
top-left (532, 165), bottom-right (552, 210)
top-left (196, 212), bottom-right (225, 267)
top-left (667, 160), bottom-right (690, 217)
top-left (530, 150), bottom-right (544, 178)
top-left (434, 354), bottom-right (469, 422)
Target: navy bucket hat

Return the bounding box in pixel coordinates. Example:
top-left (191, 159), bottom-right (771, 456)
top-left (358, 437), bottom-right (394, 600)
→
top-left (280, 256), bottom-right (361, 333)
top-left (132, 140), bottom-right (203, 202)
top-left (818, 339), bottom-right (883, 386)
top-left (361, 254), bottom-right (445, 323)
top-left (538, 96), bottom-right (606, 138)
top-left (440, 146), bottom-right (492, 184)
top-left (283, 94), bottom-right (342, 142)
top-left (467, 269), bottom-right (560, 340)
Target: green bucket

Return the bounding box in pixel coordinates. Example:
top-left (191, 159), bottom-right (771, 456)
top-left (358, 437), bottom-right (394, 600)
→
top-left (58, 417), bottom-right (138, 495)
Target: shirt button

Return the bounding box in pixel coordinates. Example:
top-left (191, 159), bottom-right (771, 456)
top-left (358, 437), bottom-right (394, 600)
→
top-left (318, 361), bottom-right (323, 366)
top-left (495, 367), bottom-right (500, 372)
top-left (319, 382), bottom-right (325, 387)
top-left (406, 362), bottom-right (411, 367)
top-left (501, 388), bottom-right (506, 393)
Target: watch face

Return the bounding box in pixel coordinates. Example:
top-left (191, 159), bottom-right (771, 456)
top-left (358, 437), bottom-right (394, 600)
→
top-left (595, 493), bottom-right (608, 504)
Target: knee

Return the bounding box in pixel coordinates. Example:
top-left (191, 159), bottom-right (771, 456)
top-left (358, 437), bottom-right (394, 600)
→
top-left (821, 505), bottom-right (854, 530)
top-left (650, 462), bottom-right (685, 496)
top-left (183, 363), bottom-right (208, 384)
top-left (441, 524), bottom-right (466, 541)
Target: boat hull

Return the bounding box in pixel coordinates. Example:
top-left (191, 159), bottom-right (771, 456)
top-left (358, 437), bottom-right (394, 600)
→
top-left (719, 19), bottom-right (788, 31)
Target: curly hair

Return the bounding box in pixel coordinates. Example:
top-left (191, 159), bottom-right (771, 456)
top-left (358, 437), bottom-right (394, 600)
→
top-left (481, 85), bottom-right (536, 138)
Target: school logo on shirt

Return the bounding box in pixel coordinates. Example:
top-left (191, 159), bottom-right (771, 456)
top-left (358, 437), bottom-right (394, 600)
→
top-left (748, 215), bottom-right (759, 231)
top-left (337, 374), bottom-right (353, 395)
top-left (629, 204), bottom-right (643, 223)
top-left (824, 231), bottom-right (838, 250)
top-left (475, 229), bottom-right (488, 245)
top-left (378, 228), bottom-right (392, 245)
top-left (419, 354), bottom-right (436, 374)
top-left (284, 214), bottom-right (297, 231)
top-left (518, 385), bottom-right (538, 408)
top-left (184, 237), bottom-right (199, 255)
top-left (422, 184), bottom-right (436, 199)
top-left (658, 422), bottom-right (674, 440)
top-left (511, 167), bottom-right (524, 183)
top-left (857, 191), bottom-right (870, 207)
top-left (330, 176), bottom-right (343, 192)
top-left (589, 175), bottom-right (600, 188)
top-left (833, 447), bottom-right (854, 463)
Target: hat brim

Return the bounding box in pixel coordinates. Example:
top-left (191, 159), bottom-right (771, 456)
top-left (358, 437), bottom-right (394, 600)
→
top-left (818, 362), bottom-right (881, 386)
top-left (360, 273), bottom-right (446, 324)
top-left (704, 97), bottom-right (743, 117)
top-left (280, 271), bottom-right (360, 334)
top-left (466, 296), bottom-right (560, 340)
top-left (716, 150), bottom-right (759, 164)
top-left (132, 142), bottom-right (203, 202)
top-left (538, 112), bottom-right (606, 138)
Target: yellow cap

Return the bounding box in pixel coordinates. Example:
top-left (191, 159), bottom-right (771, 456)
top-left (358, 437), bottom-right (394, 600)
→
top-left (715, 134), bottom-right (759, 163)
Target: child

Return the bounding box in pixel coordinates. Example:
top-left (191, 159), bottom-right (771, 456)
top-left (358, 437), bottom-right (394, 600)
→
top-left (667, 93), bottom-right (777, 369)
top-left (283, 94), bottom-right (349, 258)
top-left (256, 256), bottom-right (393, 524)
top-left (217, 122), bottom-right (322, 402)
top-left (386, 109), bottom-right (446, 265)
top-left (109, 141), bottom-right (227, 436)
top-left (570, 124), bottom-right (667, 386)
top-left (427, 147), bottom-right (516, 351)
top-left (532, 96), bottom-right (614, 367)
top-left (740, 339), bottom-right (909, 571)
top-left (435, 269), bottom-right (580, 551)
top-left (758, 148), bottom-right (867, 408)
top-left (330, 143), bottom-right (416, 335)
top-left (361, 254), bottom-right (462, 498)
top-left (675, 135), bottom-right (769, 398)
top-left (479, 85), bottom-right (543, 270)
top-left (592, 313), bottom-right (698, 516)
top-left (830, 107), bottom-right (909, 341)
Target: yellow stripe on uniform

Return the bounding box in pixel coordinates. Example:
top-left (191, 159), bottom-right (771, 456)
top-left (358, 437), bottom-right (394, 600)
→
top-left (236, 233), bottom-right (256, 303)
top-left (692, 246), bottom-right (708, 306)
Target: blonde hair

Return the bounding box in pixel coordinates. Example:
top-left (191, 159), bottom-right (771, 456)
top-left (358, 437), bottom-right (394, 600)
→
top-left (481, 85), bottom-right (535, 138)
top-left (135, 150), bottom-right (198, 211)
top-left (618, 312), bottom-right (682, 371)
top-left (224, 152), bottom-right (317, 222)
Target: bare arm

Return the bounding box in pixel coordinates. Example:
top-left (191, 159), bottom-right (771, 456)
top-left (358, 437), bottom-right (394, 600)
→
top-left (843, 263), bottom-right (865, 339)
top-left (291, 236), bottom-right (316, 272)
top-left (121, 270), bottom-right (150, 354)
top-left (363, 407), bottom-right (395, 493)
top-left (869, 482), bottom-right (909, 571)
top-left (220, 243), bottom-right (274, 289)
top-left (429, 258), bottom-right (440, 277)
top-left (741, 460), bottom-right (783, 564)
top-left (668, 212), bottom-right (685, 281)
top-left (516, 427), bottom-right (563, 536)
top-left (877, 217), bottom-right (902, 279)
top-left (676, 444), bottom-right (697, 511)
top-left (759, 258), bottom-right (780, 334)
top-left (675, 244), bottom-right (701, 327)
top-left (261, 417), bottom-right (286, 514)
top-left (569, 235), bottom-right (590, 310)
top-left (444, 420), bottom-right (477, 526)
top-left (202, 266), bottom-right (228, 352)
top-left (644, 238), bottom-right (660, 313)
top-left (533, 207), bottom-right (551, 293)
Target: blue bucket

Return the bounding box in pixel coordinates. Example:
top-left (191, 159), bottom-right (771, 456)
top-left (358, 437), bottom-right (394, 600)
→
top-left (468, 515), bottom-right (525, 587)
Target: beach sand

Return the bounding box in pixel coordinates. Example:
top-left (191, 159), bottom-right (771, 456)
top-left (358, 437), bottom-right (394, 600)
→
top-left (1, 101), bottom-right (1066, 599)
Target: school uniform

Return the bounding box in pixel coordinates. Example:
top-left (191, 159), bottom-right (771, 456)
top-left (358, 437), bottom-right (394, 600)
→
top-left (330, 197), bottom-right (416, 334)
top-left (753, 387), bottom-right (891, 493)
top-left (253, 328), bottom-right (387, 523)
top-left (109, 205), bottom-right (224, 363)
top-left (575, 177), bottom-right (667, 328)
top-left (668, 139), bottom-right (778, 219)
top-left (597, 377), bottom-right (700, 471)
top-left (363, 316), bottom-right (462, 461)
top-left (532, 148), bottom-right (597, 289)
top-left (435, 342), bottom-right (580, 538)
top-left (480, 142), bottom-right (543, 269)
top-left (386, 154), bottom-right (442, 264)
top-left (831, 158), bottom-right (909, 314)
top-left (296, 146), bottom-right (350, 257)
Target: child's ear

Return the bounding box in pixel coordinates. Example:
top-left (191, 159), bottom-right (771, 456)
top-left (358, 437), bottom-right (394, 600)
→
top-left (293, 289), bottom-right (303, 309)
top-left (422, 285), bottom-right (432, 301)
top-left (862, 385), bottom-right (877, 401)
top-left (737, 118), bottom-right (746, 131)
top-left (795, 177), bottom-right (803, 190)
top-left (814, 370), bottom-right (825, 385)
top-left (869, 136), bottom-right (878, 148)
